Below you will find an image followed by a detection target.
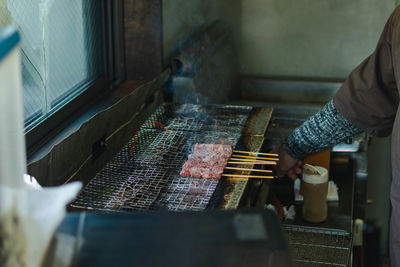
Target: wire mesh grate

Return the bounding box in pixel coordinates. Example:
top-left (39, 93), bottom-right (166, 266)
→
top-left (71, 103), bottom-right (254, 212)
top-left (153, 177), bottom-right (219, 211)
top-left (104, 167), bottom-right (175, 211)
top-left (284, 225), bottom-right (351, 267)
top-left (142, 103), bottom-right (251, 132)
top-left (173, 103), bottom-right (252, 117)
top-left (71, 166), bottom-right (220, 212)
top-left (133, 129), bottom-right (241, 168)
top-left (71, 165), bottom-right (167, 211)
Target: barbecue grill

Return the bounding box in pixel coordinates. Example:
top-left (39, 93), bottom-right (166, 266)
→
top-left (71, 103), bottom-right (273, 212)
top-left (64, 78), bottom-right (355, 266)
top-left (22, 8), bottom-right (361, 265)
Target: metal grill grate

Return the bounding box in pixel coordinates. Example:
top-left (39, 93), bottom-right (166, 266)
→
top-left (71, 103), bottom-right (255, 212)
top-left (133, 129), bottom-right (241, 168)
top-left (101, 128), bottom-right (239, 169)
top-left (104, 167), bottom-right (174, 211)
top-left (132, 129), bottom-right (189, 168)
top-left (71, 166), bottom-right (169, 211)
top-left (71, 166), bottom-right (220, 212)
top-left (284, 225), bottom-right (352, 266)
top-left (153, 177), bottom-right (219, 211)
top-left (153, 103), bottom-right (252, 117)
top-left (143, 103), bottom-right (251, 132)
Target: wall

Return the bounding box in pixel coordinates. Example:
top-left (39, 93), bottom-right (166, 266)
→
top-left (162, 0), bottom-right (240, 66)
top-left (238, 0), bottom-right (396, 79)
top-left (163, 0), bottom-right (397, 79)
top-left (163, 0), bottom-right (215, 66)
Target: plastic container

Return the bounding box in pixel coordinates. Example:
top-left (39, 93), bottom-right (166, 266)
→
top-left (301, 165), bottom-right (329, 223)
top-left (0, 26), bottom-right (26, 188)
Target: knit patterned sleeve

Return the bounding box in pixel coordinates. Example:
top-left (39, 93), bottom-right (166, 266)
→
top-left (283, 100), bottom-right (363, 160)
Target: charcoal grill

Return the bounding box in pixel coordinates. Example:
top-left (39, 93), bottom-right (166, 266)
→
top-left (71, 103), bottom-right (273, 212)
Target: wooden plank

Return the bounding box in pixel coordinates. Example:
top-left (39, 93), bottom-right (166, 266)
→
top-left (124, 0), bottom-right (163, 80)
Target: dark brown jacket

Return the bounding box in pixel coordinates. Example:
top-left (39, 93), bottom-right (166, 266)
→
top-left (333, 7), bottom-right (400, 265)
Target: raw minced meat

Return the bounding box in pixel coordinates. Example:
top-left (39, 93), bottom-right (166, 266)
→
top-left (193, 144), bottom-right (232, 158)
top-left (180, 144), bottom-right (233, 179)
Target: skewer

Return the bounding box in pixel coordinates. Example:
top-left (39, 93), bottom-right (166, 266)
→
top-left (231, 154), bottom-right (279, 161)
top-left (221, 174), bottom-right (274, 179)
top-left (229, 177), bottom-right (264, 181)
top-left (228, 158), bottom-right (277, 164)
top-left (227, 161), bottom-right (277, 165)
top-left (233, 150), bottom-right (278, 157)
top-left (224, 167), bottom-right (273, 173)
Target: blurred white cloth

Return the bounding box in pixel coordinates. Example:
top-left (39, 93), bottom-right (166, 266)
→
top-left (284, 205), bottom-right (296, 220)
top-left (23, 174), bottom-right (42, 190)
top-left (294, 178), bottom-right (339, 202)
top-left (0, 181), bottom-right (82, 267)
top-left (266, 204), bottom-right (296, 221)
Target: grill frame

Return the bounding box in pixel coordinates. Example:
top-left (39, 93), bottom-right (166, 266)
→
top-left (71, 103), bottom-right (274, 212)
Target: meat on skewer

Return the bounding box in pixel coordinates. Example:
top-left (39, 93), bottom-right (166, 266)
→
top-left (180, 143), bottom-right (232, 179)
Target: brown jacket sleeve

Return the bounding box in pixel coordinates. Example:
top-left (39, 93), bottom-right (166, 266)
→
top-left (333, 8), bottom-right (400, 137)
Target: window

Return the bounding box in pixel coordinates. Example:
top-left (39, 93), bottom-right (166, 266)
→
top-left (0, 0), bottom-right (113, 136)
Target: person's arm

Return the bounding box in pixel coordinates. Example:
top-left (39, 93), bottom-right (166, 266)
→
top-left (284, 100), bottom-right (363, 159)
top-left (276, 100), bottom-right (362, 179)
top-left (277, 8), bottom-right (400, 179)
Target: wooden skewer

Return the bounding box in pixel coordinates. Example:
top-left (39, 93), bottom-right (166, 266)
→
top-left (222, 174), bottom-right (274, 179)
top-left (224, 167), bottom-right (273, 173)
top-left (231, 154), bottom-right (279, 161)
top-left (227, 161), bottom-right (277, 165)
top-left (228, 177), bottom-right (266, 181)
top-left (233, 150), bottom-right (279, 157)
top-left (228, 158), bottom-right (277, 164)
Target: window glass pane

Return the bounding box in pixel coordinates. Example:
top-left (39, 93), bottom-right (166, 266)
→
top-left (0, 0), bottom-right (104, 128)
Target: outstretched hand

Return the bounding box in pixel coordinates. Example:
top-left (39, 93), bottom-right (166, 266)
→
top-left (273, 145), bottom-right (303, 180)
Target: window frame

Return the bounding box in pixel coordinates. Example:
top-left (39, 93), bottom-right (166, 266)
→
top-left (25, 0), bottom-right (125, 156)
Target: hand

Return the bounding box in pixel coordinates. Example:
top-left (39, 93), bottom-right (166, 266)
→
top-left (273, 145), bottom-right (303, 180)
